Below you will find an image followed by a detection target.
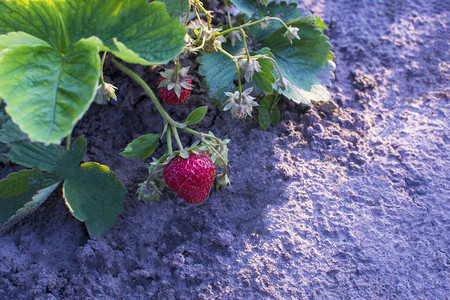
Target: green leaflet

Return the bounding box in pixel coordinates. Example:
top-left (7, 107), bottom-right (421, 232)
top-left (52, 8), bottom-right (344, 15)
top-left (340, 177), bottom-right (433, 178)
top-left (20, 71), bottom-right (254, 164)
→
top-left (120, 134), bottom-right (161, 160)
top-left (0, 169), bottom-right (61, 224)
top-left (0, 39), bottom-right (100, 144)
top-left (258, 92), bottom-right (280, 129)
top-left (253, 57), bottom-right (275, 94)
top-left (262, 17), bottom-right (335, 105)
top-left (185, 106), bottom-right (208, 125)
top-left (63, 162), bottom-right (127, 237)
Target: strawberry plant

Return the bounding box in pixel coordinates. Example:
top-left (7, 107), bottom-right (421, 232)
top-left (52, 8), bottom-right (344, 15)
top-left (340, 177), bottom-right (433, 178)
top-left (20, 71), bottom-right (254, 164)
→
top-left (0, 0), bottom-right (185, 236)
top-left (0, 0), bottom-right (334, 236)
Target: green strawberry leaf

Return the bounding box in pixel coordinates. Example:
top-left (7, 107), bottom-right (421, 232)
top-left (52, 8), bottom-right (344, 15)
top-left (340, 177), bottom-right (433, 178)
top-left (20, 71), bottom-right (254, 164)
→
top-left (120, 134), bottom-right (161, 160)
top-left (54, 0), bottom-right (186, 65)
top-left (63, 162), bottom-right (126, 237)
top-left (198, 43), bottom-right (243, 104)
top-left (0, 169), bottom-right (60, 224)
top-left (230, 0), bottom-right (260, 18)
top-left (185, 106), bottom-right (208, 125)
top-left (0, 31), bottom-right (51, 51)
top-left (258, 92), bottom-right (280, 129)
top-left (0, 0), bottom-right (186, 64)
top-left (0, 1), bottom-right (68, 51)
top-left (0, 39), bottom-right (100, 144)
top-left (1, 181), bottom-right (60, 234)
top-left (246, 1), bottom-right (306, 41)
top-left (158, 0), bottom-right (189, 18)
top-left (262, 16), bottom-right (335, 105)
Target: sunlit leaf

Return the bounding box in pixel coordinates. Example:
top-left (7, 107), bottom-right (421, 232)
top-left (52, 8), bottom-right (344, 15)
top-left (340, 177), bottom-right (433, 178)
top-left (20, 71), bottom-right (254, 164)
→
top-left (262, 17), bottom-right (335, 104)
top-left (0, 39), bottom-right (100, 144)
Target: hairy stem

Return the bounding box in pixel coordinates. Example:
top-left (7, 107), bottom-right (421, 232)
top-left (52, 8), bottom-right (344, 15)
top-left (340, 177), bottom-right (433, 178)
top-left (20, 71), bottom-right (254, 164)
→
top-left (171, 126), bottom-right (184, 151)
top-left (100, 51), bottom-right (107, 85)
top-left (225, 0), bottom-right (232, 29)
top-left (167, 126), bottom-right (173, 155)
top-left (112, 59), bottom-right (180, 128)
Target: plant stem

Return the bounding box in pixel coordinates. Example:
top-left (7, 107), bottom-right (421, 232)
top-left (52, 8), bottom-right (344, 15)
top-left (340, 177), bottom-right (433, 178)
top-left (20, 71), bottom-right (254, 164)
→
top-left (100, 51), bottom-right (107, 85)
top-left (112, 58), bottom-right (180, 128)
top-left (167, 126), bottom-right (173, 155)
top-left (171, 126), bottom-right (184, 150)
top-left (184, 1), bottom-right (191, 27)
top-left (236, 27), bottom-right (250, 61)
top-left (225, 0), bottom-right (232, 29)
top-left (219, 16), bottom-right (291, 37)
top-left (266, 56), bottom-right (283, 79)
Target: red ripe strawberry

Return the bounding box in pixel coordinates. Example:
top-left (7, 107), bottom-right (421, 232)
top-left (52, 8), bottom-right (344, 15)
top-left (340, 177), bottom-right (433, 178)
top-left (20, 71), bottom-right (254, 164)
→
top-left (163, 152), bottom-right (215, 204)
top-left (158, 66), bottom-right (193, 105)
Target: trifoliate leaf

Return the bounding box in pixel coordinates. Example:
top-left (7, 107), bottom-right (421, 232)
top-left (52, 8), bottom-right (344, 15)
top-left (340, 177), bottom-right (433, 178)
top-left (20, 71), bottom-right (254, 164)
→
top-left (63, 162), bottom-right (126, 237)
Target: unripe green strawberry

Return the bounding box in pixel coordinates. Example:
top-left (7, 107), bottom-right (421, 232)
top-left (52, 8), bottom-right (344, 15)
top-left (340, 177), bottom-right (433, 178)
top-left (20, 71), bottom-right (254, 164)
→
top-left (158, 67), bottom-right (193, 105)
top-left (163, 152), bottom-right (215, 204)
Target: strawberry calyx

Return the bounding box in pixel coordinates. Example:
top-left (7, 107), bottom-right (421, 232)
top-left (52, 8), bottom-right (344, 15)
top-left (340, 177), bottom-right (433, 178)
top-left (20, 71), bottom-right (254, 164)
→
top-left (158, 67), bottom-right (193, 98)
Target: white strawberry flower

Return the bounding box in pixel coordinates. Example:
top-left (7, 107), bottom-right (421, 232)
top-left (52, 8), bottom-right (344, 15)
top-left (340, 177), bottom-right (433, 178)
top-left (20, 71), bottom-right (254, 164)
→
top-left (224, 87), bottom-right (258, 118)
top-left (283, 26), bottom-right (300, 43)
top-left (238, 58), bottom-right (261, 82)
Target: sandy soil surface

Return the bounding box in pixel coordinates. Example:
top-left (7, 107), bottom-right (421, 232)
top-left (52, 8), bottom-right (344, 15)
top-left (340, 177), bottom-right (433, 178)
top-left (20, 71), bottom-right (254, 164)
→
top-left (1, 0), bottom-right (449, 299)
